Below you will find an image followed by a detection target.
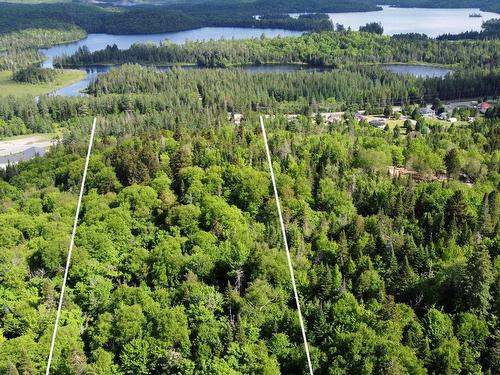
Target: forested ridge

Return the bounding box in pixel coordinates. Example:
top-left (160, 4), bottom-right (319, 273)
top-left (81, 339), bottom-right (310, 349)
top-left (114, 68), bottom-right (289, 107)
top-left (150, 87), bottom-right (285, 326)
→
top-left (0, 0), bottom-right (334, 74)
top-left (55, 31), bottom-right (500, 69)
top-left (0, 2), bottom-right (334, 36)
top-left (73, 0), bottom-right (500, 14)
top-left (166, 0), bottom-right (380, 16)
top-left (0, 61), bottom-right (499, 373)
top-left (0, 26), bottom-right (86, 71)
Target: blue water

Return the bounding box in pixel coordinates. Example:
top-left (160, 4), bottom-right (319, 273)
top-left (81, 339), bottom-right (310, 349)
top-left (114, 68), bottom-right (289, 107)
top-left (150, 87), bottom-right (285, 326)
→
top-left (384, 64), bottom-right (452, 78)
top-left (42, 6), bottom-right (487, 96)
top-left (49, 63), bottom-right (453, 96)
top-left (40, 27), bottom-right (303, 68)
top-left (293, 6), bottom-right (498, 37)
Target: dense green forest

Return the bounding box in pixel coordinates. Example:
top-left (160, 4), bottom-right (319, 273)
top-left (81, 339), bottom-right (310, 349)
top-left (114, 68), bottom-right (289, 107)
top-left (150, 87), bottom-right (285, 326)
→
top-left (0, 26), bottom-right (85, 52)
top-left (0, 1), bottom-right (499, 373)
top-left (87, 65), bottom-right (500, 110)
top-left (12, 67), bottom-right (60, 84)
top-left (0, 64), bottom-right (497, 135)
top-left (0, 25), bottom-right (86, 71)
top-left (166, 0), bottom-right (380, 16)
top-left (0, 2), bottom-right (335, 35)
top-left (71, 0), bottom-right (500, 14)
top-left (0, 62), bottom-right (499, 373)
top-left (55, 30), bottom-right (500, 70)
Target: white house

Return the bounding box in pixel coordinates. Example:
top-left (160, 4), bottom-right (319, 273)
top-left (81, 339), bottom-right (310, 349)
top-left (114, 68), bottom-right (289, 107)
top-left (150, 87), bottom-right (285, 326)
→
top-left (420, 107), bottom-right (435, 117)
top-left (323, 112), bottom-right (344, 123)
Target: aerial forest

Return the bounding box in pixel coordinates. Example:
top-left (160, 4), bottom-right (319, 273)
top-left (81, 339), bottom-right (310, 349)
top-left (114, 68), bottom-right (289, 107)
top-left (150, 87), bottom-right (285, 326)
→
top-left (0, 62), bottom-right (499, 373)
top-left (55, 31), bottom-right (500, 69)
top-left (0, 1), bottom-right (499, 373)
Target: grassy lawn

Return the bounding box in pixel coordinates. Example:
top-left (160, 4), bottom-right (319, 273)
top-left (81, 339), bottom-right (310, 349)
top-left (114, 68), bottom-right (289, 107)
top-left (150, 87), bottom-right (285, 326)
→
top-left (0, 69), bottom-right (86, 97)
top-left (366, 115), bottom-right (469, 134)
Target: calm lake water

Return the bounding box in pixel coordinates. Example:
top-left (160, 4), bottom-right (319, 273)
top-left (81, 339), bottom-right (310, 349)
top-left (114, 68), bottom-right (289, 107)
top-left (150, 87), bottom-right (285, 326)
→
top-left (51, 63), bottom-right (452, 96)
top-left (50, 66), bottom-right (111, 96)
top-left (40, 27), bottom-right (303, 68)
top-left (42, 6), bottom-right (493, 95)
top-left (384, 64), bottom-right (452, 78)
top-left (50, 64), bottom-right (326, 96)
top-left (292, 6), bottom-right (498, 37)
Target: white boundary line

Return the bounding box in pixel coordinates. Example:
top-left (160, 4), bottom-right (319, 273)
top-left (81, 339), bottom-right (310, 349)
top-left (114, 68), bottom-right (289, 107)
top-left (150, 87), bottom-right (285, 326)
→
top-left (45, 117), bottom-right (97, 375)
top-left (260, 116), bottom-right (314, 375)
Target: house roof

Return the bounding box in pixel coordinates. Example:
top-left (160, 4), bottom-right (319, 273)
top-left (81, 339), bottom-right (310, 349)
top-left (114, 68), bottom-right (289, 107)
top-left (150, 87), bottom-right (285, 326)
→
top-left (478, 102), bottom-right (491, 108)
top-left (420, 107), bottom-right (435, 113)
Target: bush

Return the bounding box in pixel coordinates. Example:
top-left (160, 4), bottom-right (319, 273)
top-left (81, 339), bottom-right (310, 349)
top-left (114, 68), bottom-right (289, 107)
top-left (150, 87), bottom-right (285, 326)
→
top-left (12, 66), bottom-right (58, 84)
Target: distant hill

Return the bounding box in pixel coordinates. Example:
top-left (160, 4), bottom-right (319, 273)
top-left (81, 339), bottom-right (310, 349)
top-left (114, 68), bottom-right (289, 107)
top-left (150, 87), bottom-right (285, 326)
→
top-left (75, 0), bottom-right (380, 13)
top-left (3, 0), bottom-right (499, 14)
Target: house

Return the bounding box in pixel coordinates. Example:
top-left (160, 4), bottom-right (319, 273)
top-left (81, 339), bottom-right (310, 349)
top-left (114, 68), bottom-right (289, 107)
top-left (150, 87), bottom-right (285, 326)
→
top-left (323, 112), bottom-right (344, 123)
top-left (477, 102), bottom-right (492, 114)
top-left (369, 119), bottom-right (386, 129)
top-left (448, 117), bottom-right (458, 123)
top-left (355, 113), bottom-right (367, 121)
top-left (438, 113), bottom-right (449, 120)
top-left (419, 107), bottom-right (435, 117)
top-left (232, 113), bottom-right (243, 125)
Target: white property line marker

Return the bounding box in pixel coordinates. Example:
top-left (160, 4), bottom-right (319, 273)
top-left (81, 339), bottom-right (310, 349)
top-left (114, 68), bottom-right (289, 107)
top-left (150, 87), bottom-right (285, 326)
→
top-left (259, 116), bottom-right (314, 375)
top-left (45, 117), bottom-right (97, 375)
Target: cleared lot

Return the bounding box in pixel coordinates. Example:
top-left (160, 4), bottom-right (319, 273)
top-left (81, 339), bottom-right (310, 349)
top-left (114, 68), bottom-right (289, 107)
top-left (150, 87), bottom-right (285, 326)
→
top-left (0, 133), bottom-right (56, 168)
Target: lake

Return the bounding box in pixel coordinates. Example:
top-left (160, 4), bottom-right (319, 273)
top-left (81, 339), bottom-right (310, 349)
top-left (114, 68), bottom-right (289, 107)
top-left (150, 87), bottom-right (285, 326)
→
top-left (50, 64), bottom-right (329, 96)
top-left (41, 6), bottom-right (499, 69)
top-left (384, 64), bottom-right (452, 78)
top-left (41, 6), bottom-right (494, 96)
top-left (50, 66), bottom-right (113, 96)
top-left (292, 6), bottom-right (498, 37)
top-left (40, 27), bottom-right (304, 68)
top-left (51, 63), bottom-right (452, 96)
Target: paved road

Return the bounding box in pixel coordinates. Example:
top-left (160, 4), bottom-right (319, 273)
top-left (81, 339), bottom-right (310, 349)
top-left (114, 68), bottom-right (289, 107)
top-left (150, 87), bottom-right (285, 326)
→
top-left (0, 134), bottom-right (56, 168)
top-left (443, 99), bottom-right (478, 111)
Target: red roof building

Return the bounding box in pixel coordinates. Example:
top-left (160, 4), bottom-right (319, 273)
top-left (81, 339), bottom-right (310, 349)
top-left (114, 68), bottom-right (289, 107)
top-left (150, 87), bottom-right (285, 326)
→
top-left (478, 102), bottom-right (492, 113)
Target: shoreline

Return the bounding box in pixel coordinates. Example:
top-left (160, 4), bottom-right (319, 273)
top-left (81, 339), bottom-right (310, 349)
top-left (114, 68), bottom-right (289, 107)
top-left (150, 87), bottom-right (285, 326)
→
top-left (57, 61), bottom-right (456, 70)
top-left (0, 69), bottom-right (87, 97)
